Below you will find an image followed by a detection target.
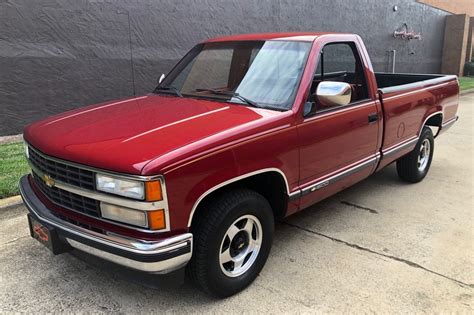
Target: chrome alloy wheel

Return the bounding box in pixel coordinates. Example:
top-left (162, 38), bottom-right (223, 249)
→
top-left (417, 139), bottom-right (431, 171)
top-left (219, 215), bottom-right (263, 277)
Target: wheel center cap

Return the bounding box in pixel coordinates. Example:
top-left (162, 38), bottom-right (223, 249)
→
top-left (230, 231), bottom-right (249, 257)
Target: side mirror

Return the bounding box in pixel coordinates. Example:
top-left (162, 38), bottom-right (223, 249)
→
top-left (316, 81), bottom-right (351, 108)
top-left (158, 73), bottom-right (165, 84)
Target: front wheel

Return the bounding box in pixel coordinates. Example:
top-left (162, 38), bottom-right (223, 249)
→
top-left (396, 126), bottom-right (434, 183)
top-left (187, 189), bottom-right (274, 298)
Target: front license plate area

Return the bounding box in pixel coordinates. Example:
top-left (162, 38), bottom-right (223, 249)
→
top-left (27, 214), bottom-right (71, 254)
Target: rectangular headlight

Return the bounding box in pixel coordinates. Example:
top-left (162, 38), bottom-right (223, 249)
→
top-left (100, 202), bottom-right (147, 227)
top-left (96, 174), bottom-right (144, 200)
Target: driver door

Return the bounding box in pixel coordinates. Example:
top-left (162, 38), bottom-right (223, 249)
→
top-left (297, 41), bottom-right (380, 209)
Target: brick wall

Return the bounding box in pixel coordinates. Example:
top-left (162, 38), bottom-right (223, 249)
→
top-left (418, 0), bottom-right (474, 16)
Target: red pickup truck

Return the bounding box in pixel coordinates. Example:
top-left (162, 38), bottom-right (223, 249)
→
top-left (20, 32), bottom-right (459, 297)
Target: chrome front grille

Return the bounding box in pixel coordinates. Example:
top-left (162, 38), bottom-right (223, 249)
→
top-left (32, 172), bottom-right (101, 217)
top-left (29, 147), bottom-right (95, 190)
top-left (28, 146), bottom-right (100, 217)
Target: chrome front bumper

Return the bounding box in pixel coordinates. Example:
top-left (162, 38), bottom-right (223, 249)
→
top-left (19, 175), bottom-right (192, 274)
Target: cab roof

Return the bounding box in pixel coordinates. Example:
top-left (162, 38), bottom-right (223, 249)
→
top-left (203, 32), bottom-right (343, 43)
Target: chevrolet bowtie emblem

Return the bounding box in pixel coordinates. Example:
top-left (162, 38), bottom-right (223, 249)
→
top-left (42, 174), bottom-right (55, 187)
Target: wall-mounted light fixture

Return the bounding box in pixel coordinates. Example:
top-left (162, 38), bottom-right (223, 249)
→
top-left (394, 23), bottom-right (422, 40)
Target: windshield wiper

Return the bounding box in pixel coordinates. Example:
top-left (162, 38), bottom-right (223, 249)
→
top-left (195, 88), bottom-right (262, 108)
top-left (155, 85), bottom-right (183, 97)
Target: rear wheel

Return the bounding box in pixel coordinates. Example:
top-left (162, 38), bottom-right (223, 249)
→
top-left (187, 189), bottom-right (274, 297)
top-left (396, 126), bottom-right (434, 183)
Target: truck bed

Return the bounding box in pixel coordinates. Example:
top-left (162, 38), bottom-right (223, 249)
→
top-left (375, 72), bottom-right (457, 94)
top-left (375, 72), bottom-right (459, 170)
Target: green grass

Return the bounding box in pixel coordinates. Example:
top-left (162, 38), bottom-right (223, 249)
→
top-left (0, 141), bottom-right (29, 198)
top-left (459, 77), bottom-right (474, 91)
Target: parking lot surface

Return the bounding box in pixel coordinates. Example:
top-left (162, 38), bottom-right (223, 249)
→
top-left (1, 94), bottom-right (472, 313)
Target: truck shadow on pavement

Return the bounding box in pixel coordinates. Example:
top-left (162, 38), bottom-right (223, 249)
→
top-left (64, 165), bottom-right (405, 301)
top-left (16, 162), bottom-right (467, 311)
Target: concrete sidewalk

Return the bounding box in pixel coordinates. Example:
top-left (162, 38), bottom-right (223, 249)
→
top-left (0, 95), bottom-right (472, 313)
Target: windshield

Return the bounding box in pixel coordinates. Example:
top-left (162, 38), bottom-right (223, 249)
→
top-left (155, 40), bottom-right (312, 110)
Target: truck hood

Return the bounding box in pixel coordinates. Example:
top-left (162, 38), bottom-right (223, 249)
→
top-left (24, 94), bottom-right (285, 174)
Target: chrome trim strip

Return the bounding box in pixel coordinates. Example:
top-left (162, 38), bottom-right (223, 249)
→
top-left (65, 238), bottom-right (191, 274)
top-left (441, 116), bottom-right (458, 128)
top-left (382, 137), bottom-right (419, 157)
top-left (288, 190), bottom-right (301, 198)
top-left (187, 168), bottom-right (292, 227)
top-left (300, 155), bottom-right (379, 195)
top-left (419, 111), bottom-right (443, 136)
top-left (20, 178), bottom-right (192, 255)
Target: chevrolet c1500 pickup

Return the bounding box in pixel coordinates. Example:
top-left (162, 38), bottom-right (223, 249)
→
top-left (20, 32), bottom-right (459, 297)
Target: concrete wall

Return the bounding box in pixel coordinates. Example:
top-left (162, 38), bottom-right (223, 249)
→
top-left (0, 0), bottom-right (450, 135)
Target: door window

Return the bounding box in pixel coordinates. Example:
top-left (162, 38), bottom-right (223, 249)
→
top-left (309, 42), bottom-right (369, 111)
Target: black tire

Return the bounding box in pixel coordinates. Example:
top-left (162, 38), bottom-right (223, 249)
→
top-left (396, 126), bottom-right (434, 183)
top-left (187, 188), bottom-right (274, 298)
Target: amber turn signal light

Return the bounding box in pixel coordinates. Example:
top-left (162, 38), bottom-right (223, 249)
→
top-left (148, 209), bottom-right (166, 230)
top-left (145, 181), bottom-right (162, 201)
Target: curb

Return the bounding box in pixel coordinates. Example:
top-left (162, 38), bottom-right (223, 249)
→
top-left (0, 134), bottom-right (23, 145)
top-left (0, 195), bottom-right (23, 209)
top-left (460, 88), bottom-right (474, 96)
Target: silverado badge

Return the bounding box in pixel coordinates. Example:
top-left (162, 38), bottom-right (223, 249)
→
top-left (42, 174), bottom-right (55, 187)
